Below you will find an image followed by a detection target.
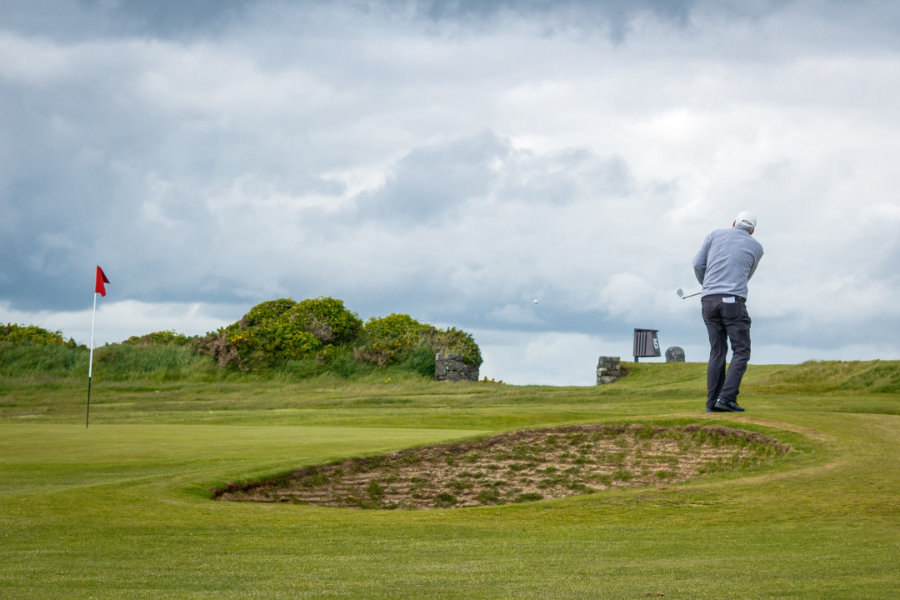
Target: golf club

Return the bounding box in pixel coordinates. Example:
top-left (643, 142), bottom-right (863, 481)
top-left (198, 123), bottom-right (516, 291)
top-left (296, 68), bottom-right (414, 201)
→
top-left (676, 288), bottom-right (701, 299)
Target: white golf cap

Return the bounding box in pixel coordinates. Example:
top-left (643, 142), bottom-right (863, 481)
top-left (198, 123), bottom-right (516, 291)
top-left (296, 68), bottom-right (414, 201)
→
top-left (735, 210), bottom-right (757, 230)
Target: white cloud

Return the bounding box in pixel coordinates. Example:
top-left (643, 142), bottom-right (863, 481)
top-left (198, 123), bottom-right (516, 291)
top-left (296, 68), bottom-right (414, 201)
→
top-left (0, 300), bottom-right (238, 348)
top-left (475, 329), bottom-right (625, 386)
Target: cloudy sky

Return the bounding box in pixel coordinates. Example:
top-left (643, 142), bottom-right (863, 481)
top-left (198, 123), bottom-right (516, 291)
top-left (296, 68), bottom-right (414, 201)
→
top-left (2, 0), bottom-right (899, 385)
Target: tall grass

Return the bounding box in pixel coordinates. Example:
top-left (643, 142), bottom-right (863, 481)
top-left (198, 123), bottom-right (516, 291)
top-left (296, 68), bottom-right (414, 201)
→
top-left (0, 343), bottom-right (89, 377)
top-left (0, 342), bottom-right (217, 381)
top-left (1, 339), bottom-right (439, 383)
top-left (747, 359), bottom-right (900, 394)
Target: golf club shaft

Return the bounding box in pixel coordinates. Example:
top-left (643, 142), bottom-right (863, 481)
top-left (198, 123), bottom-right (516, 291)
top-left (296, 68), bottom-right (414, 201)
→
top-left (681, 291), bottom-right (701, 299)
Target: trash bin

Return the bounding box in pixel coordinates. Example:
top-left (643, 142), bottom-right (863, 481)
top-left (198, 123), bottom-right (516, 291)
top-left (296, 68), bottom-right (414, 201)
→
top-left (633, 328), bottom-right (660, 362)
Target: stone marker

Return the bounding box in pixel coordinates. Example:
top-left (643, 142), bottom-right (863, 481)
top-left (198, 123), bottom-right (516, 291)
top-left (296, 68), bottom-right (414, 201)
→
top-left (665, 346), bottom-right (685, 362)
top-left (596, 356), bottom-right (621, 384)
top-left (435, 353), bottom-right (479, 382)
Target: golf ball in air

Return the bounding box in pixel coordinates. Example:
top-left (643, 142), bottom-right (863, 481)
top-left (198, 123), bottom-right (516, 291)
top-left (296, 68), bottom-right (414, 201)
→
top-left (533, 299), bottom-right (539, 304)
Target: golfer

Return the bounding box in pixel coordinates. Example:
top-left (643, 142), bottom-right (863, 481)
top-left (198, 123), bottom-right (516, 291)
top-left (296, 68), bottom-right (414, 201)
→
top-left (693, 211), bottom-right (764, 412)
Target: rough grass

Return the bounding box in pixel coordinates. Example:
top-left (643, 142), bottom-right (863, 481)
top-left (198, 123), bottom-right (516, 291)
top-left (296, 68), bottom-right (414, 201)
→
top-left (0, 360), bottom-right (897, 599)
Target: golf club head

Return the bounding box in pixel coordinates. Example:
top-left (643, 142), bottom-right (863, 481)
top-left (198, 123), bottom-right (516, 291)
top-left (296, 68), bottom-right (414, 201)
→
top-left (677, 288), bottom-right (701, 299)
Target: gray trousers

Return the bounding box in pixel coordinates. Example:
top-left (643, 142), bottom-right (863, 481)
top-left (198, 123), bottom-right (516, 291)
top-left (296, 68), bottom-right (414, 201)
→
top-left (701, 294), bottom-right (752, 408)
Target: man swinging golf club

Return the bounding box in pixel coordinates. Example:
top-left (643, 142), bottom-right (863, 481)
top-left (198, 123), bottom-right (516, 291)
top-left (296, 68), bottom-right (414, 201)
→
top-left (693, 211), bottom-right (764, 412)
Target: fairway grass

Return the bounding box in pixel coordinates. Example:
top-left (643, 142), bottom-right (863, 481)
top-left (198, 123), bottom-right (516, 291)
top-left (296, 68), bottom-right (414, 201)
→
top-left (1, 362), bottom-right (897, 598)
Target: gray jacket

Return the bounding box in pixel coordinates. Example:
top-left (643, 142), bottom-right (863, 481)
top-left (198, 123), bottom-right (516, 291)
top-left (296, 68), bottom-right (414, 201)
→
top-left (693, 226), bottom-right (764, 299)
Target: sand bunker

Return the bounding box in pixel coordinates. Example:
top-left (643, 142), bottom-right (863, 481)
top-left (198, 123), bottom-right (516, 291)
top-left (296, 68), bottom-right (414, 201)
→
top-left (214, 424), bottom-right (791, 509)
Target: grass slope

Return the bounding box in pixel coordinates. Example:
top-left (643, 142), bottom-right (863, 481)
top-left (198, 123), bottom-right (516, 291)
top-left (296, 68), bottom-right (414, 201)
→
top-left (0, 361), bottom-right (897, 599)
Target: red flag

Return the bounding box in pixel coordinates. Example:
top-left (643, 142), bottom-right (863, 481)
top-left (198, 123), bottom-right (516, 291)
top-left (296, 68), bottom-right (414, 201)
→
top-left (95, 266), bottom-right (110, 297)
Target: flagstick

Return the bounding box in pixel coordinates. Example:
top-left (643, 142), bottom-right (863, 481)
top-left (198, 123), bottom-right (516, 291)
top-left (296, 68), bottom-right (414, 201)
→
top-left (87, 291), bottom-right (97, 428)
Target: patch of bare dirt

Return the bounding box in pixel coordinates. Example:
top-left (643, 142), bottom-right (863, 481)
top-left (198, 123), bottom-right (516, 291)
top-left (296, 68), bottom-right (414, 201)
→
top-left (213, 424), bottom-right (791, 509)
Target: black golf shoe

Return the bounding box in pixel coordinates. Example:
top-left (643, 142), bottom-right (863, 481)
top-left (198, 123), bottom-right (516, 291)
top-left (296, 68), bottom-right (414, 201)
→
top-left (713, 398), bottom-right (746, 412)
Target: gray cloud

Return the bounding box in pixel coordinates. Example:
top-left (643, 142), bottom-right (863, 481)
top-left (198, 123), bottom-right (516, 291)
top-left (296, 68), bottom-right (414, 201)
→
top-left (411, 0), bottom-right (697, 41)
top-left (354, 131), bottom-right (510, 224)
top-left (0, 0), bottom-right (254, 41)
top-left (2, 0), bottom-right (900, 382)
top-left (0, 0), bottom-right (796, 45)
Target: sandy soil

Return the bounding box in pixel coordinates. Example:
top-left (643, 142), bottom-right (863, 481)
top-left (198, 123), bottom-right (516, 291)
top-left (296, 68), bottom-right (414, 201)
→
top-left (214, 424), bottom-right (791, 509)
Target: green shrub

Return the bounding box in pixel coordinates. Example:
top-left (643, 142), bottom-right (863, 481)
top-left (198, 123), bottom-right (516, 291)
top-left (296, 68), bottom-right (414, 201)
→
top-left (230, 320), bottom-right (323, 363)
top-left (243, 299), bottom-right (296, 327)
top-left (286, 298), bottom-right (362, 345)
top-left (356, 314), bottom-right (482, 368)
top-left (197, 297), bottom-right (362, 370)
top-left (123, 330), bottom-right (193, 346)
top-left (356, 313), bottom-right (431, 366)
top-left (1, 323), bottom-right (79, 347)
top-left (281, 345), bottom-right (367, 379)
top-left (4, 298), bottom-right (481, 381)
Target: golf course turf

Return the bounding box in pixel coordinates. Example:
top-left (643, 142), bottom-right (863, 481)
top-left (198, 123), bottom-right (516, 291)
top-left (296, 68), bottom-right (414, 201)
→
top-left (1, 360), bottom-right (897, 598)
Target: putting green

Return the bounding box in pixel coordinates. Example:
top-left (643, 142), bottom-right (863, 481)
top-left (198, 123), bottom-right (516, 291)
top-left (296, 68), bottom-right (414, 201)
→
top-left (1, 362), bottom-right (897, 598)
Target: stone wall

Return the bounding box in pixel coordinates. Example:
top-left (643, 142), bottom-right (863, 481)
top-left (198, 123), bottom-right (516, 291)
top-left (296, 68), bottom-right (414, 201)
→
top-left (596, 356), bottom-right (622, 385)
top-left (435, 353), bottom-right (479, 382)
